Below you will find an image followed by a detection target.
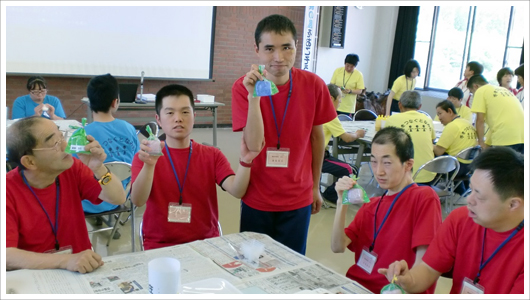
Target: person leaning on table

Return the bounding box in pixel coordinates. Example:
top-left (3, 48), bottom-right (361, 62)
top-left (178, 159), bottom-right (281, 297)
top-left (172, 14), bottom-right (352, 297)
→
top-left (379, 147), bottom-right (524, 294)
top-left (6, 116), bottom-right (126, 274)
top-left (11, 75), bottom-right (66, 120)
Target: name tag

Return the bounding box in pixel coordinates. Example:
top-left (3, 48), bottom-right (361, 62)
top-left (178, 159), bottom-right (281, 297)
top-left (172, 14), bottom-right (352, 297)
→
top-left (461, 277), bottom-right (485, 294)
top-left (168, 203), bottom-right (192, 223)
top-left (266, 148), bottom-right (290, 168)
top-left (357, 247), bottom-right (378, 274)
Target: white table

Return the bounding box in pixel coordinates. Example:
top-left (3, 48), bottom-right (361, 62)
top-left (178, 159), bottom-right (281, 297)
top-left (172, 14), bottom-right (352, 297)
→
top-left (81, 98), bottom-right (225, 147)
top-left (5, 232), bottom-right (371, 295)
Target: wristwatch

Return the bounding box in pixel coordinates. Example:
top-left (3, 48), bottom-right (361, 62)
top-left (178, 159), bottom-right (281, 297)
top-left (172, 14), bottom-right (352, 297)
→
top-left (95, 166), bottom-right (112, 185)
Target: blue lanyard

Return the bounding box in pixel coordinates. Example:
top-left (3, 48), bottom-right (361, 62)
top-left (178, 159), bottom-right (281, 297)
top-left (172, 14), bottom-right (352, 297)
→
top-left (21, 170), bottom-right (61, 251)
top-left (370, 183), bottom-right (415, 252)
top-left (268, 70), bottom-right (293, 149)
top-left (474, 220), bottom-right (524, 284)
top-left (165, 141), bottom-right (192, 205)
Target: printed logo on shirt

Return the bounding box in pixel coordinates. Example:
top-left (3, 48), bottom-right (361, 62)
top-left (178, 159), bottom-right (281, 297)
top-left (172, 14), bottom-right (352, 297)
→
top-left (400, 119), bottom-right (433, 133)
top-left (102, 137), bottom-right (136, 158)
top-left (459, 126), bottom-right (477, 140)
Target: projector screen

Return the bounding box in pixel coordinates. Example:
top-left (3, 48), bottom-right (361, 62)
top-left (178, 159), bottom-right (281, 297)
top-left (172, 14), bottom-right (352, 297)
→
top-left (6, 6), bottom-right (215, 80)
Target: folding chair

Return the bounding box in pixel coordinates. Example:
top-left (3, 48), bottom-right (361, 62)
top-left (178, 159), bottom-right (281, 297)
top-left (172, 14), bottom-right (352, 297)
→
top-left (337, 114), bottom-right (353, 121)
top-left (413, 155), bottom-right (460, 213)
top-left (353, 109), bottom-right (377, 121)
top-left (450, 145), bottom-right (482, 210)
top-left (417, 110), bottom-right (432, 119)
top-left (136, 121), bottom-right (159, 142)
top-left (85, 161), bottom-right (136, 251)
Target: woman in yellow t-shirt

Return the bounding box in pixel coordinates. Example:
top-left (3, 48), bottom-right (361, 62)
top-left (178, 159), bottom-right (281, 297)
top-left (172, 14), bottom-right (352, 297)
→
top-left (386, 59), bottom-right (420, 116)
top-left (330, 53), bottom-right (365, 117)
top-left (433, 100), bottom-right (477, 194)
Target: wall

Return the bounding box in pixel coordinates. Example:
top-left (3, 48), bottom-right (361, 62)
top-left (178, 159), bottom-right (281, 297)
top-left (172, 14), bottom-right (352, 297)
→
top-left (5, 6), bottom-right (305, 126)
top-left (315, 6), bottom-right (398, 93)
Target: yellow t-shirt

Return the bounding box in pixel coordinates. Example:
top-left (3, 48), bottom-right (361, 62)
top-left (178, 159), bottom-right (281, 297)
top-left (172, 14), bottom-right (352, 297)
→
top-left (391, 75), bottom-right (416, 100)
top-left (436, 118), bottom-right (477, 164)
top-left (471, 85), bottom-right (524, 146)
top-left (434, 105), bottom-right (473, 123)
top-left (385, 110), bottom-right (436, 183)
top-left (323, 117), bottom-right (346, 147)
top-left (331, 67), bottom-right (365, 114)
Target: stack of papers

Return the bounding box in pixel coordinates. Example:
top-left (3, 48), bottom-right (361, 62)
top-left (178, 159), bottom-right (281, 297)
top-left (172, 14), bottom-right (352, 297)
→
top-left (136, 94), bottom-right (156, 102)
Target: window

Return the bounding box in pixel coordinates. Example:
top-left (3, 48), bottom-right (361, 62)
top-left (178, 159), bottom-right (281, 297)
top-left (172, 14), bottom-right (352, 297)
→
top-left (414, 5), bottom-right (523, 90)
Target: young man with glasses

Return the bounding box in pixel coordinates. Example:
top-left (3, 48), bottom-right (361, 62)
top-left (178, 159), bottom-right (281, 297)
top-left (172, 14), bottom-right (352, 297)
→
top-left (12, 76), bottom-right (66, 120)
top-left (6, 116), bottom-right (126, 273)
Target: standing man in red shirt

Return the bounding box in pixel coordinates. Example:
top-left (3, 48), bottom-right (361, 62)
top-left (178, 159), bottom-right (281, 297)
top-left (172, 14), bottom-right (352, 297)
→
top-left (380, 147), bottom-right (524, 294)
top-left (231, 14), bottom-right (336, 254)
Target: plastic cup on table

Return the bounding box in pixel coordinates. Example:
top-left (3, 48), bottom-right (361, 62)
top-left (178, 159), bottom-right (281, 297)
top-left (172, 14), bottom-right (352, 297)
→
top-left (148, 257), bottom-right (182, 294)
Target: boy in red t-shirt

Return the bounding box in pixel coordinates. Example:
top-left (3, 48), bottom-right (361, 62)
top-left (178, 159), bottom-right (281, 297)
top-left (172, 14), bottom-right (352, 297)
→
top-left (380, 147), bottom-right (524, 294)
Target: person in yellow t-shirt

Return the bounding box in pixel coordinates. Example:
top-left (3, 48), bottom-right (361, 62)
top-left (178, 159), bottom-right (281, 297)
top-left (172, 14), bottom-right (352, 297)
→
top-left (469, 75), bottom-right (524, 154)
top-left (385, 91), bottom-right (436, 183)
top-left (433, 100), bottom-right (477, 194)
top-left (331, 54), bottom-right (365, 116)
top-left (386, 59), bottom-right (420, 116)
top-left (322, 84), bottom-right (366, 203)
top-left (434, 87), bottom-right (474, 124)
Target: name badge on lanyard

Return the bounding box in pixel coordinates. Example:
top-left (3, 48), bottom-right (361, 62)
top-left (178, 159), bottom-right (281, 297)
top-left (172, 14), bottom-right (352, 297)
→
top-left (266, 147), bottom-right (290, 168)
top-left (168, 202), bottom-right (192, 223)
top-left (357, 246), bottom-right (378, 274)
top-left (461, 278), bottom-right (485, 294)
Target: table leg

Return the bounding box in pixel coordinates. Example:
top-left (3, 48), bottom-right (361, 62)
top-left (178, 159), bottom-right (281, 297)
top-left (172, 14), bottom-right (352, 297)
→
top-left (332, 137), bottom-right (338, 158)
top-left (355, 142), bottom-right (366, 169)
top-left (86, 104), bottom-right (93, 123)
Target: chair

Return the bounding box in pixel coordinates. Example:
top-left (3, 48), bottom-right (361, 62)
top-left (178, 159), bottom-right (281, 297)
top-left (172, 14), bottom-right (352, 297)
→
top-left (337, 114), bottom-right (353, 121)
top-left (412, 155), bottom-right (460, 213)
top-left (417, 110), bottom-right (432, 119)
top-left (450, 145), bottom-right (482, 210)
top-left (138, 220), bottom-right (223, 251)
top-left (353, 109), bottom-right (377, 121)
top-left (85, 161), bottom-right (136, 251)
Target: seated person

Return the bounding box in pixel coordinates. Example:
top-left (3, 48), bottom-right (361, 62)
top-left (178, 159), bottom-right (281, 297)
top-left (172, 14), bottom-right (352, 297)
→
top-left (385, 91), bottom-right (436, 184)
top-left (12, 76), bottom-right (66, 120)
top-left (514, 64), bottom-right (524, 107)
top-left (433, 100), bottom-right (477, 194)
top-left (6, 117), bottom-right (126, 273)
top-left (455, 61), bottom-right (483, 108)
top-left (331, 127), bottom-right (441, 294)
top-left (379, 147), bottom-right (524, 294)
top-left (131, 84), bottom-right (263, 250)
top-left (496, 67), bottom-right (517, 95)
top-left (322, 83), bottom-right (365, 203)
top-left (434, 87), bottom-right (473, 124)
top-left (78, 74), bottom-right (140, 214)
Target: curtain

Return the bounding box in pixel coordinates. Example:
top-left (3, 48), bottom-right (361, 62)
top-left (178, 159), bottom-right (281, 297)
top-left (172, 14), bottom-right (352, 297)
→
top-left (387, 6), bottom-right (420, 89)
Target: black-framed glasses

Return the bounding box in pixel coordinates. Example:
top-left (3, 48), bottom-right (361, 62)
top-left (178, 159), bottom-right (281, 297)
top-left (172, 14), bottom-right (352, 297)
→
top-left (30, 89), bottom-right (47, 95)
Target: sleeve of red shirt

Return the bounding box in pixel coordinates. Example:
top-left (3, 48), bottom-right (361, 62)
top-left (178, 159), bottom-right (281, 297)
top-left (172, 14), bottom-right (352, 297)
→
top-left (422, 207), bottom-right (463, 274)
top-left (312, 76), bottom-right (336, 126)
top-left (214, 147), bottom-right (235, 186)
top-left (231, 76), bottom-right (249, 132)
top-left (411, 186), bottom-right (442, 249)
top-left (74, 158), bottom-right (103, 205)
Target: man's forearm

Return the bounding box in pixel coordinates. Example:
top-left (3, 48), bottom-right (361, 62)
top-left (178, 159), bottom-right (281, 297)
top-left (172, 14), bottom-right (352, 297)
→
top-left (475, 113), bottom-right (485, 144)
top-left (402, 262), bottom-right (441, 294)
top-left (6, 247), bottom-right (67, 271)
top-left (222, 164), bottom-right (251, 199)
top-left (311, 125), bottom-right (325, 190)
top-left (130, 164), bottom-right (155, 207)
top-left (331, 204), bottom-right (350, 253)
top-left (244, 95), bottom-right (264, 152)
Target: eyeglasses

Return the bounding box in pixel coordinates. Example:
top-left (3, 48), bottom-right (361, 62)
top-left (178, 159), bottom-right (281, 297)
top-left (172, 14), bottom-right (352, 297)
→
top-left (33, 135), bottom-right (66, 152)
top-left (30, 89), bottom-right (47, 95)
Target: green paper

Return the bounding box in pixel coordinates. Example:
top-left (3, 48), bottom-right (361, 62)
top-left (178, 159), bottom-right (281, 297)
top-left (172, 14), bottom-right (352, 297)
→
top-left (341, 175), bottom-right (371, 205)
top-left (65, 118), bottom-right (90, 154)
top-left (380, 282), bottom-right (406, 294)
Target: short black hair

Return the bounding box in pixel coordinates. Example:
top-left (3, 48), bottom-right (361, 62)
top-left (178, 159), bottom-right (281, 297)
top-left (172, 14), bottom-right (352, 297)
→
top-left (155, 84), bottom-right (195, 116)
top-left (327, 83), bottom-right (340, 100)
top-left (372, 127), bottom-right (414, 164)
top-left (448, 87), bottom-right (464, 100)
top-left (344, 53), bottom-right (359, 66)
top-left (87, 74), bottom-right (119, 113)
top-left (6, 116), bottom-right (44, 170)
top-left (470, 147), bottom-right (523, 201)
top-left (514, 64), bottom-right (524, 79)
top-left (467, 61), bottom-right (484, 76)
top-left (403, 59), bottom-right (421, 77)
top-left (26, 76), bottom-right (47, 91)
top-left (436, 100), bottom-right (457, 115)
top-left (467, 75), bottom-right (489, 89)
top-left (496, 67), bottom-right (514, 86)
top-left (254, 14), bottom-right (297, 48)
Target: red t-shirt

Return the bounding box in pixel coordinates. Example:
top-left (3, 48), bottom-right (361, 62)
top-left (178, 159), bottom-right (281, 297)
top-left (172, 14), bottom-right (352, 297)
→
top-left (131, 140), bottom-right (234, 250)
top-left (6, 158), bottom-right (102, 253)
top-left (422, 206), bottom-right (524, 294)
top-left (344, 184), bottom-right (441, 294)
top-left (231, 67), bottom-right (336, 211)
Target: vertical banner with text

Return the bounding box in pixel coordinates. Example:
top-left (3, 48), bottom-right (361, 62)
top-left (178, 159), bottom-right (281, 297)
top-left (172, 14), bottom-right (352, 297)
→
top-left (301, 6), bottom-right (320, 73)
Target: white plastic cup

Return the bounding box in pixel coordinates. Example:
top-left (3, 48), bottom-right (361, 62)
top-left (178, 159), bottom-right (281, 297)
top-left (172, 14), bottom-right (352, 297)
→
top-left (148, 257), bottom-right (181, 294)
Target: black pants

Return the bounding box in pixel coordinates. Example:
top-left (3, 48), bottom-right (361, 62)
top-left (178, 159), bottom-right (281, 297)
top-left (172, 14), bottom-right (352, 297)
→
top-left (389, 99), bottom-right (400, 115)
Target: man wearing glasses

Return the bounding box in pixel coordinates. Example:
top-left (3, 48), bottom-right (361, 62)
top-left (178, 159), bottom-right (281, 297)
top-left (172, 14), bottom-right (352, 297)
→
top-left (6, 116), bottom-right (126, 273)
top-left (11, 76), bottom-right (66, 120)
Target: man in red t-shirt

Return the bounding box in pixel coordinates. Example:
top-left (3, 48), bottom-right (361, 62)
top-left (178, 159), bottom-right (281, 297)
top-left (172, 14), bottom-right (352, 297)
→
top-left (130, 84), bottom-right (262, 250)
top-left (6, 117), bottom-right (126, 273)
top-left (331, 127), bottom-right (441, 293)
top-left (380, 147), bottom-right (524, 294)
